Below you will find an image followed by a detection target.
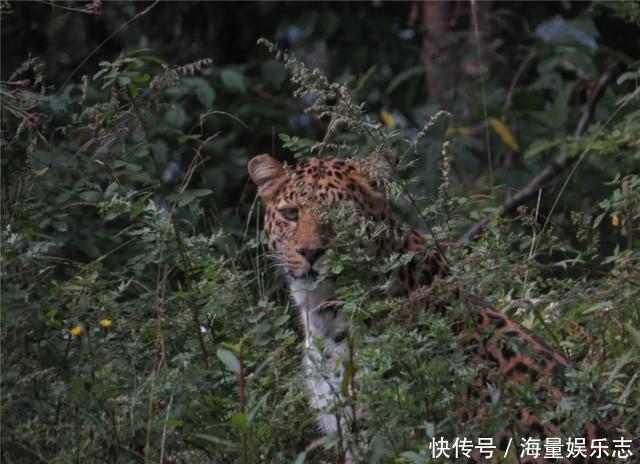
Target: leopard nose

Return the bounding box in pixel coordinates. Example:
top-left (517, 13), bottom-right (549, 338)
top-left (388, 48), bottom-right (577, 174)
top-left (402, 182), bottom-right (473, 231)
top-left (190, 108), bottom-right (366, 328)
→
top-left (296, 247), bottom-right (326, 265)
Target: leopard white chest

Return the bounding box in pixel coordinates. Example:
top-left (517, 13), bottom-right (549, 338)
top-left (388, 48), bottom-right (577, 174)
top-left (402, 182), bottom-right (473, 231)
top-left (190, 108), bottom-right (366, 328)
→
top-left (288, 278), bottom-right (354, 439)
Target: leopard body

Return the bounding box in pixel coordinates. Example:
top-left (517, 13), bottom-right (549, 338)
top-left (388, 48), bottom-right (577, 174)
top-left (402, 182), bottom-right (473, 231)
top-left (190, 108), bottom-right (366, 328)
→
top-left (248, 153), bottom-right (614, 463)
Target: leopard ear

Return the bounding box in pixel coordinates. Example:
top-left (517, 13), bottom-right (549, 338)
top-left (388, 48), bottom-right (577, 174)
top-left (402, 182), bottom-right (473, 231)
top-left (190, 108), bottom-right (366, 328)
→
top-left (248, 154), bottom-right (287, 200)
top-left (367, 147), bottom-right (398, 180)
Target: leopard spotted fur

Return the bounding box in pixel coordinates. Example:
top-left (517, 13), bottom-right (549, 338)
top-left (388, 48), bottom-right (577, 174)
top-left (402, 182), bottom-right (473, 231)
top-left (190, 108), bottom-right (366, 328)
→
top-left (248, 153), bottom-right (618, 463)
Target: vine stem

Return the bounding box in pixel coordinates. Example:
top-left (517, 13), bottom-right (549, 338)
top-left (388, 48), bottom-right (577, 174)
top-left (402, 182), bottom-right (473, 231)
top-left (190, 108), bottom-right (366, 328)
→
top-left (57, 1), bottom-right (160, 93)
top-left (458, 64), bottom-right (622, 244)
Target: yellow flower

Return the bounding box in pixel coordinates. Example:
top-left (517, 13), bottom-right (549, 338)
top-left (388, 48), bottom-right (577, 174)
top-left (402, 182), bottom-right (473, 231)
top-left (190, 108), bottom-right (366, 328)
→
top-left (70, 326), bottom-right (82, 336)
top-left (611, 215), bottom-right (620, 227)
top-left (99, 319), bottom-right (112, 328)
top-left (380, 110), bottom-right (396, 129)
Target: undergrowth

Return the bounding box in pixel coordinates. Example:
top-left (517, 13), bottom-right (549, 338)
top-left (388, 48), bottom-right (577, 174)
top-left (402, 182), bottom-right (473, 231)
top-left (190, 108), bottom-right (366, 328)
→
top-left (2, 15), bottom-right (640, 464)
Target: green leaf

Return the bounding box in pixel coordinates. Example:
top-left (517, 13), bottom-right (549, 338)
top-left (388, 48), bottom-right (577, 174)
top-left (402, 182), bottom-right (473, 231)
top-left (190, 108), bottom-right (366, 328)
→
top-left (53, 221), bottom-right (68, 232)
top-left (168, 189), bottom-right (212, 207)
top-left (221, 341), bottom-right (242, 354)
top-left (192, 434), bottom-right (238, 449)
top-left (387, 65), bottom-right (425, 94)
top-left (132, 73), bottom-right (151, 83)
top-left (163, 419), bottom-right (184, 428)
top-left (593, 212), bottom-right (607, 228)
top-left (367, 433), bottom-right (385, 464)
top-left (196, 84), bottom-right (216, 107)
top-left (178, 134), bottom-right (202, 145)
top-left (230, 412), bottom-right (248, 432)
top-left (293, 452), bottom-right (307, 464)
top-left (32, 166), bottom-right (49, 177)
top-left (133, 148), bottom-right (150, 158)
top-left (247, 394), bottom-right (268, 424)
top-left (261, 60), bottom-right (286, 90)
top-left (127, 83), bottom-right (139, 99)
top-left (625, 323), bottom-right (640, 351)
top-left (549, 84), bottom-right (573, 129)
top-left (221, 69), bottom-right (246, 93)
top-left (525, 139), bottom-right (558, 159)
top-left (190, 189), bottom-right (213, 199)
top-left (80, 190), bottom-right (100, 202)
top-left (165, 106), bottom-right (186, 127)
top-left (216, 347), bottom-right (240, 373)
top-left (126, 163), bottom-right (142, 172)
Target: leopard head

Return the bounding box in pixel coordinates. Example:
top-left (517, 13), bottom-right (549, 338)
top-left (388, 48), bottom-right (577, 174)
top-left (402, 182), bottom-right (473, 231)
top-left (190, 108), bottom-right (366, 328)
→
top-left (248, 153), bottom-right (396, 289)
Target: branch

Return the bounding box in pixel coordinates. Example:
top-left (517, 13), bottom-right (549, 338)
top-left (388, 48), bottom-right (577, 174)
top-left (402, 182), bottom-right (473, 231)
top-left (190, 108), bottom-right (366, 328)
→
top-left (57, 0), bottom-right (160, 92)
top-left (458, 63), bottom-right (621, 243)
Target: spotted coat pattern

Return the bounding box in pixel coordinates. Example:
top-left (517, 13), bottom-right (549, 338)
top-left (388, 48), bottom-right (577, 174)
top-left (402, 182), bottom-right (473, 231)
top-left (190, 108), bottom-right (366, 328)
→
top-left (248, 154), bottom-right (615, 463)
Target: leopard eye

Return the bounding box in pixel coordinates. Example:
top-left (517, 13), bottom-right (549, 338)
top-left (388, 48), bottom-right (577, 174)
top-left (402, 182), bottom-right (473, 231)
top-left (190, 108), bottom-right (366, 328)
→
top-left (279, 207), bottom-right (299, 221)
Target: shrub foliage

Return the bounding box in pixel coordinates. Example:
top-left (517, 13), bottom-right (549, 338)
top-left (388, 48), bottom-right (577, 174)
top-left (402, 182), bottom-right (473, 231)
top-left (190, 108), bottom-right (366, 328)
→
top-left (1, 2), bottom-right (639, 463)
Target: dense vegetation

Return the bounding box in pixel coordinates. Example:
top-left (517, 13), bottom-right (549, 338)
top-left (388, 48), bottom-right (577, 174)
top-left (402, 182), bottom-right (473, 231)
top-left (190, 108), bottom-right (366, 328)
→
top-left (1, 2), bottom-right (639, 463)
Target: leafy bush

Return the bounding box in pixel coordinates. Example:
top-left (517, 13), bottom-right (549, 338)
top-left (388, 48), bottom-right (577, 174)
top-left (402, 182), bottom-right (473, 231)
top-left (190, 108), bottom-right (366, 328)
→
top-left (1, 2), bottom-right (639, 463)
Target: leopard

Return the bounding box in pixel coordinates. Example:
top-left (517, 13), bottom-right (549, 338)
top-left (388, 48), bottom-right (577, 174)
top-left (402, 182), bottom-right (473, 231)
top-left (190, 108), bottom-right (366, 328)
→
top-left (248, 152), bottom-right (620, 463)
